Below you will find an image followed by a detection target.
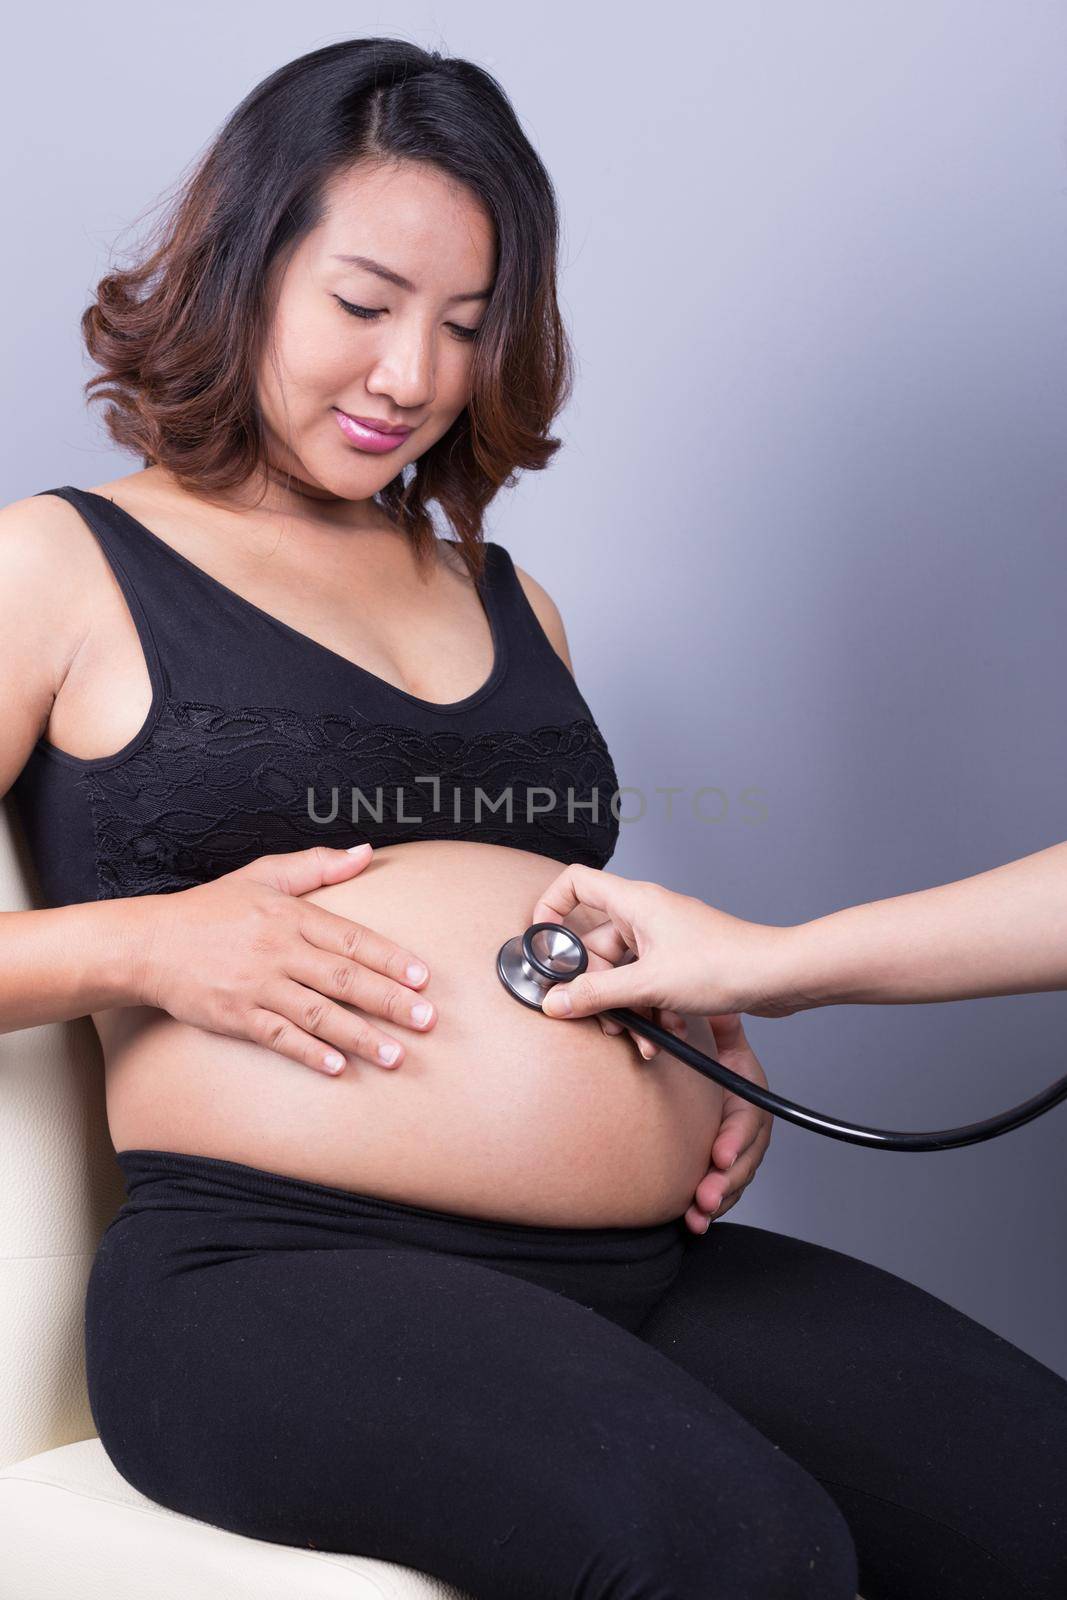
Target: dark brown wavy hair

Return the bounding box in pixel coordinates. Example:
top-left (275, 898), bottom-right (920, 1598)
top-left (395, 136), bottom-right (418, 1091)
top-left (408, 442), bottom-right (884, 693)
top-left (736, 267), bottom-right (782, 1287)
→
top-left (80, 38), bottom-right (575, 583)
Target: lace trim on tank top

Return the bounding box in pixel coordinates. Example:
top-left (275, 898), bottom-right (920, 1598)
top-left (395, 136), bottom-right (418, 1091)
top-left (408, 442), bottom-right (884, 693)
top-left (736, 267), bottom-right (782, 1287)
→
top-left (79, 699), bottom-right (622, 899)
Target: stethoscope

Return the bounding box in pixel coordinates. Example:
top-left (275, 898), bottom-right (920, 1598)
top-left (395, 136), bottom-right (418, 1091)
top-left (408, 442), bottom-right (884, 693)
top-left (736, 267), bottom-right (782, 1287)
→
top-left (496, 923), bottom-right (1067, 1151)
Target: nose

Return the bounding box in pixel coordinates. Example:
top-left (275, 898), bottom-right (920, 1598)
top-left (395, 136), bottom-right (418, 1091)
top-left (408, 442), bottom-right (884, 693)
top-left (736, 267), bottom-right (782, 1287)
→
top-left (364, 319), bottom-right (437, 413)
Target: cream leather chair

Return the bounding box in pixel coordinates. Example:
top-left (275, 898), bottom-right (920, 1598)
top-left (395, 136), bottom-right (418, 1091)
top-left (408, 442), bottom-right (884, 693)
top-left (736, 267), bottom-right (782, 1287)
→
top-left (0, 792), bottom-right (865, 1600)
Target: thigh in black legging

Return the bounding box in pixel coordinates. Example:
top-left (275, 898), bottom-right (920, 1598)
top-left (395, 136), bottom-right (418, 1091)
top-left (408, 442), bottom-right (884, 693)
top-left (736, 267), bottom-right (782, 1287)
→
top-left (634, 1221), bottom-right (1067, 1600)
top-left (85, 1162), bottom-right (858, 1600)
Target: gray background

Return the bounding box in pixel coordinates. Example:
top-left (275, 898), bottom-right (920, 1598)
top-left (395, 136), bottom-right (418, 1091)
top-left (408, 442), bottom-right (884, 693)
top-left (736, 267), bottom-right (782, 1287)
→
top-left (4, 2), bottom-right (1064, 1375)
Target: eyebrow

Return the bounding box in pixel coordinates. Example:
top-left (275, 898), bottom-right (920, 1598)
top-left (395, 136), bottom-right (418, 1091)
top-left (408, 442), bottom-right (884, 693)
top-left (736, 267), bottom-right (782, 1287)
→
top-left (331, 253), bottom-right (492, 303)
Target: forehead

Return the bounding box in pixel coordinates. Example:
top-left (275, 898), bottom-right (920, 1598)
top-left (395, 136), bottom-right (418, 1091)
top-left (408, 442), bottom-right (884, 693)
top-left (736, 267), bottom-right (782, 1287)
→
top-left (316, 159), bottom-right (495, 277)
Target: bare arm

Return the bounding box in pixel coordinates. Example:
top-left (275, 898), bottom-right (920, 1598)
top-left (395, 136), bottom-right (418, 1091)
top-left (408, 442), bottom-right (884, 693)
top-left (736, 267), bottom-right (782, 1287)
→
top-left (0, 495), bottom-right (154, 1033)
top-left (784, 840), bottom-right (1067, 1007)
top-left (0, 896), bottom-right (155, 1032)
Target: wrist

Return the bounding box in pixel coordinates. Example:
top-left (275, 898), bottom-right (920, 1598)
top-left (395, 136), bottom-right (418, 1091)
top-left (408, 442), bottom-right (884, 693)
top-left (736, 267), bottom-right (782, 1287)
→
top-left (768, 919), bottom-right (838, 1011)
top-left (97, 894), bottom-right (165, 1009)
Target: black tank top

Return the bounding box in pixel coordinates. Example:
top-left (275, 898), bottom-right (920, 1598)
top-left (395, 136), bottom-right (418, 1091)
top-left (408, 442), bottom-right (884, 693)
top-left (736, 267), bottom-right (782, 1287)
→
top-left (9, 487), bottom-right (621, 908)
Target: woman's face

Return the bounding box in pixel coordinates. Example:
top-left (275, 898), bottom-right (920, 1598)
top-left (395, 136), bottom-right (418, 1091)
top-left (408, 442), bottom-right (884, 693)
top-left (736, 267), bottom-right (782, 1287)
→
top-left (256, 157), bottom-right (496, 510)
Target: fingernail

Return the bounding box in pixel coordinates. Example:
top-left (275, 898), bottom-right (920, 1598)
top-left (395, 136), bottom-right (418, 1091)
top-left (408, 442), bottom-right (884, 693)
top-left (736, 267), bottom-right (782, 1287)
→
top-left (378, 1042), bottom-right (401, 1064)
top-left (700, 1215), bottom-right (712, 1234)
top-left (411, 1002), bottom-right (433, 1026)
top-left (407, 963), bottom-right (428, 985)
top-left (546, 989), bottom-right (572, 1016)
top-left (346, 842), bottom-right (371, 854)
top-left (324, 1052), bottom-right (346, 1072)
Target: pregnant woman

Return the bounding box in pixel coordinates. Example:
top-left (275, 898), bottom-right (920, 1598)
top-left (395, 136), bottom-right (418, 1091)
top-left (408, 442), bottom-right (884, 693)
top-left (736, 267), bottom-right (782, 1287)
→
top-left (2, 38), bottom-right (1061, 1600)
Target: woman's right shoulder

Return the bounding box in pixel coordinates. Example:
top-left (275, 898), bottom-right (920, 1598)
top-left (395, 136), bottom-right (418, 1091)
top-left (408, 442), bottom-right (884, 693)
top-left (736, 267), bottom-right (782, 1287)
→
top-left (0, 493), bottom-right (101, 768)
top-left (0, 490), bottom-right (103, 638)
top-left (0, 486), bottom-right (96, 555)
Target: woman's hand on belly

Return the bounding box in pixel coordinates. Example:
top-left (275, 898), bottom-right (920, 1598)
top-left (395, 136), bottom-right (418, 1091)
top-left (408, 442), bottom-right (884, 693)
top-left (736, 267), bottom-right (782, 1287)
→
top-left (684, 1014), bottom-right (774, 1234)
top-left (135, 842), bottom-right (437, 1076)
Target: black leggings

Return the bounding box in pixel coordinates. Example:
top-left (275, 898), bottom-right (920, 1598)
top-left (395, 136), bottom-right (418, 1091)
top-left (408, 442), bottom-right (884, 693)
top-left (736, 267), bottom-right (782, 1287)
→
top-left (85, 1149), bottom-right (1067, 1600)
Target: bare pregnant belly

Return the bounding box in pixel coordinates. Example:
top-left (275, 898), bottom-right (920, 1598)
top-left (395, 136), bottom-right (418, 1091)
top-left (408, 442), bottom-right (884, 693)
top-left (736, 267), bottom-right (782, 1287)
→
top-left (96, 839), bottom-right (724, 1226)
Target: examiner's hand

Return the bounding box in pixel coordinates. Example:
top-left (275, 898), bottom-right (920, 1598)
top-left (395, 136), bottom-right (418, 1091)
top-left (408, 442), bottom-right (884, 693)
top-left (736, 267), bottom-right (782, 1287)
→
top-left (135, 842), bottom-right (435, 1075)
top-left (529, 863), bottom-right (802, 1023)
top-left (559, 897), bottom-right (692, 1062)
top-left (683, 1013), bottom-right (773, 1235)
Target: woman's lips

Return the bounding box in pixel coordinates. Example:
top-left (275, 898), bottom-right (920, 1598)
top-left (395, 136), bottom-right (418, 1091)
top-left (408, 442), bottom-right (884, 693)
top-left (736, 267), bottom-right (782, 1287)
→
top-left (333, 408), bottom-right (413, 453)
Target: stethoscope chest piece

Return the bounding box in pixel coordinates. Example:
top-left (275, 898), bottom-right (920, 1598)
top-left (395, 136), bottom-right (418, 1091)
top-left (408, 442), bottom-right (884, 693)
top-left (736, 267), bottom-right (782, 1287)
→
top-left (496, 922), bottom-right (589, 1010)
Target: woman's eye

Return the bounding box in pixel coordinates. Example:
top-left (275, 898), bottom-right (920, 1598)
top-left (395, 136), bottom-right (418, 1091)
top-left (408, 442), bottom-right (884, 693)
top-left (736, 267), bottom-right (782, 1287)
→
top-left (333, 296), bottom-right (480, 343)
top-left (334, 297), bottom-right (380, 322)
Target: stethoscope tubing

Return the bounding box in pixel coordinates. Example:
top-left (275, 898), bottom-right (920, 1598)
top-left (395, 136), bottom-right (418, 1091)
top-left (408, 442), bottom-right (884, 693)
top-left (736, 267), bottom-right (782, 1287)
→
top-left (500, 922), bottom-right (1067, 1151)
top-left (601, 1005), bottom-right (1067, 1151)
